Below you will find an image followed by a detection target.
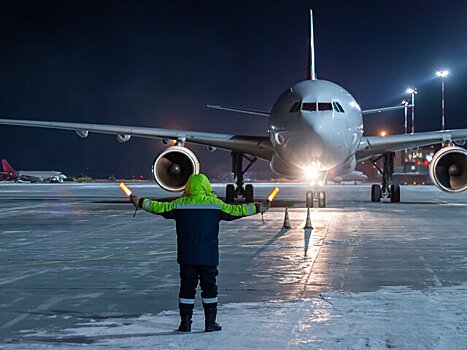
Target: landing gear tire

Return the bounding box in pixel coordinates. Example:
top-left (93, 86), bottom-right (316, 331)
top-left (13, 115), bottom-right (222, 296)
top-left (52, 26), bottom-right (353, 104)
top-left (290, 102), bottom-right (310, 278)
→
top-left (390, 184), bottom-right (400, 203)
top-left (306, 191), bottom-right (314, 208)
top-left (371, 184), bottom-right (381, 202)
top-left (226, 184), bottom-right (235, 203)
top-left (244, 184), bottom-right (254, 202)
top-left (228, 152), bottom-right (257, 202)
top-left (372, 152), bottom-right (401, 203)
top-left (318, 191), bottom-right (326, 208)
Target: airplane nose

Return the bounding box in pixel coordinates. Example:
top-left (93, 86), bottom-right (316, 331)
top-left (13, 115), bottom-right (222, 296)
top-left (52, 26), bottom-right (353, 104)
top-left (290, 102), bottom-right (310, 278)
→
top-left (301, 112), bottom-right (329, 136)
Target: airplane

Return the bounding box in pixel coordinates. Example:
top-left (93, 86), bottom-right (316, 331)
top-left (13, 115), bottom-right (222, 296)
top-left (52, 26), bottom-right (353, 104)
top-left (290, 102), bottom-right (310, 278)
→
top-left (1, 159), bottom-right (67, 183)
top-left (0, 159), bottom-right (16, 181)
top-left (0, 10), bottom-right (466, 206)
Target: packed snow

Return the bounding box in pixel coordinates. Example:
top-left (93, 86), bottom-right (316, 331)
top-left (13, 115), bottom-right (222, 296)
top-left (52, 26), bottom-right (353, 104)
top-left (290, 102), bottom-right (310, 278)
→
top-left (3, 284), bottom-right (467, 349)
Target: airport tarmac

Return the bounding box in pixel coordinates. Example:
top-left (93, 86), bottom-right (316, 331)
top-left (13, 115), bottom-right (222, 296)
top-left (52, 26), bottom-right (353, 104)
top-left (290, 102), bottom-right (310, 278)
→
top-left (0, 182), bottom-right (466, 349)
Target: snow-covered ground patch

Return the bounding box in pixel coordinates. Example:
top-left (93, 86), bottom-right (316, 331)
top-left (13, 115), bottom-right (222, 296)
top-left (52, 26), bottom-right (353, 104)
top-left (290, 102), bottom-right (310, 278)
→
top-left (3, 284), bottom-right (467, 349)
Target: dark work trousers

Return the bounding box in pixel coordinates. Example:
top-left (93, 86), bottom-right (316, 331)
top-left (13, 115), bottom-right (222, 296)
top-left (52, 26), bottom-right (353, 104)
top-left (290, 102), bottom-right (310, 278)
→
top-left (179, 265), bottom-right (218, 310)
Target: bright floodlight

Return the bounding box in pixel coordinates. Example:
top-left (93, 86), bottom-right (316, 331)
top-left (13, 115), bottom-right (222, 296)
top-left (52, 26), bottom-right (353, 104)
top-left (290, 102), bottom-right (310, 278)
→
top-left (380, 130), bottom-right (387, 137)
top-left (436, 70), bottom-right (449, 78)
top-left (406, 88), bottom-right (417, 94)
top-left (304, 165), bottom-right (319, 180)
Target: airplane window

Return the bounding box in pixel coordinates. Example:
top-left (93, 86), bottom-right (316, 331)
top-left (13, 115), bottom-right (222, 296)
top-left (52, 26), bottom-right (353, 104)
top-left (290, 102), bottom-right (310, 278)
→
top-left (335, 102), bottom-right (345, 113)
top-left (289, 102), bottom-right (301, 113)
top-left (302, 102), bottom-right (316, 111)
top-left (318, 102), bottom-right (333, 111)
top-left (332, 101), bottom-right (344, 113)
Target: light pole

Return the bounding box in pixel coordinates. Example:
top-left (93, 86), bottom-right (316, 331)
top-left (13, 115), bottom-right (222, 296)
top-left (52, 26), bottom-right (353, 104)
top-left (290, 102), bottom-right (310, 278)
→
top-left (402, 99), bottom-right (409, 162)
top-left (402, 99), bottom-right (409, 134)
top-left (436, 70), bottom-right (449, 130)
top-left (406, 88), bottom-right (417, 134)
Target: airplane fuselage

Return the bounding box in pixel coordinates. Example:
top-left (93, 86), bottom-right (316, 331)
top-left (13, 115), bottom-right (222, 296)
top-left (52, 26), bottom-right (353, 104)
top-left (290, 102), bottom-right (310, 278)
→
top-left (268, 79), bottom-right (363, 180)
top-left (18, 171), bottom-right (67, 182)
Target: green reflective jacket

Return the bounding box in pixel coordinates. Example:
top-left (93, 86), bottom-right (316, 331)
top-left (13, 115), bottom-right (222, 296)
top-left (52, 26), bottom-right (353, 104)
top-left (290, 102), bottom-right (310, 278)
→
top-left (139, 174), bottom-right (257, 265)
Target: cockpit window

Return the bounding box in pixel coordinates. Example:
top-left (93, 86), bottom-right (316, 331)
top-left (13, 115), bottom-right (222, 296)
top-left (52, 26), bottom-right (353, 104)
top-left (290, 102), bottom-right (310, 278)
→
top-left (332, 102), bottom-right (339, 112)
top-left (318, 102), bottom-right (333, 111)
top-left (333, 101), bottom-right (345, 113)
top-left (302, 102), bottom-right (316, 111)
top-left (289, 102), bottom-right (301, 113)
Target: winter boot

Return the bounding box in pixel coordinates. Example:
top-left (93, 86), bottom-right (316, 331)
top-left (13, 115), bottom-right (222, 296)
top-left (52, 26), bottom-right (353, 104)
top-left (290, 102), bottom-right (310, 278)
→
top-left (177, 305), bottom-right (193, 332)
top-left (204, 305), bottom-right (222, 332)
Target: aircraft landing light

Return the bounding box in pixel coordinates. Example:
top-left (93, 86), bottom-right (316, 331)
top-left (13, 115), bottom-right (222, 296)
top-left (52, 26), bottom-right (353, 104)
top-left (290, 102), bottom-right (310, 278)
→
top-left (303, 162), bottom-right (322, 186)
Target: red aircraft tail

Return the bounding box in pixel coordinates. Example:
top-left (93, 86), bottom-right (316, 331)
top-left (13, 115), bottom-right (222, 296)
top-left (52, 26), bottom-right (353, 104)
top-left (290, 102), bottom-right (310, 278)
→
top-left (1, 159), bottom-right (16, 174)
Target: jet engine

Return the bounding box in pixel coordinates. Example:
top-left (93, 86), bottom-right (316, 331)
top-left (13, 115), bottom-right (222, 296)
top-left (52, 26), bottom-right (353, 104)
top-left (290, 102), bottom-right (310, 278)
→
top-left (152, 146), bottom-right (200, 192)
top-left (429, 146), bottom-right (467, 192)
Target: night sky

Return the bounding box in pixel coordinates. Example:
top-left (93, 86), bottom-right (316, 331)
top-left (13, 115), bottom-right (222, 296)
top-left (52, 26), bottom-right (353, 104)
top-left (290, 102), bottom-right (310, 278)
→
top-left (1, 1), bottom-right (467, 178)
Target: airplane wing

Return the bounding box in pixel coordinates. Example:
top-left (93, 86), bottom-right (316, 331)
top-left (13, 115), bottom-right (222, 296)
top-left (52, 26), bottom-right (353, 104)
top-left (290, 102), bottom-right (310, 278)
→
top-left (356, 129), bottom-right (467, 161)
top-left (207, 105), bottom-right (270, 116)
top-left (0, 118), bottom-right (274, 161)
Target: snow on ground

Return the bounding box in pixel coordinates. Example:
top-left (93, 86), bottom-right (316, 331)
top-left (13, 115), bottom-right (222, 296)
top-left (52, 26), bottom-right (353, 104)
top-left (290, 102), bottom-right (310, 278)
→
top-left (3, 284), bottom-right (467, 350)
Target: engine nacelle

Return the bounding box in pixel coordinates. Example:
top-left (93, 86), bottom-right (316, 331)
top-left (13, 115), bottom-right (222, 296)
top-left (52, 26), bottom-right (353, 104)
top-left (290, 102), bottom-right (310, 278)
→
top-left (429, 146), bottom-right (467, 193)
top-left (152, 146), bottom-right (200, 192)
top-left (117, 134), bottom-right (131, 143)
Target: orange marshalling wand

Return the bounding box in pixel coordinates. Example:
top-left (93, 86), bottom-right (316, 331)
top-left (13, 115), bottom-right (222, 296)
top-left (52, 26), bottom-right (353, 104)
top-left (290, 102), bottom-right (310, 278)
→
top-left (119, 182), bottom-right (132, 197)
top-left (267, 187), bottom-right (280, 202)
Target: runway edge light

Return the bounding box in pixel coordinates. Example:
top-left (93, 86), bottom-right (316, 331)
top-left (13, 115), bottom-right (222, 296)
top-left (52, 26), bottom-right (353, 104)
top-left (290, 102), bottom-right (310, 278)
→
top-left (119, 182), bottom-right (132, 197)
top-left (267, 187), bottom-right (280, 202)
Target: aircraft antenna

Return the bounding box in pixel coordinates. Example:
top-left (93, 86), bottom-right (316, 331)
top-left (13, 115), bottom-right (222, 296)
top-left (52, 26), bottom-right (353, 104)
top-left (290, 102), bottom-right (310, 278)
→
top-left (308, 9), bottom-right (316, 80)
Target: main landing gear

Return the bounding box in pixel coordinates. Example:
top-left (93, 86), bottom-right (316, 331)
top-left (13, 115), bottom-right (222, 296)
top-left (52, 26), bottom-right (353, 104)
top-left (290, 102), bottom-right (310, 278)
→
top-left (225, 152), bottom-right (257, 203)
top-left (305, 187), bottom-right (326, 208)
top-left (371, 152), bottom-right (400, 203)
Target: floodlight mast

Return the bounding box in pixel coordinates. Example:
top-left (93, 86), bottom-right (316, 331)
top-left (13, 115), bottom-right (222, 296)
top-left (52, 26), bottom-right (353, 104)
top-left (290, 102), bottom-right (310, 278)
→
top-left (436, 70), bottom-right (449, 130)
top-left (406, 88), bottom-right (417, 134)
top-left (402, 99), bottom-right (409, 162)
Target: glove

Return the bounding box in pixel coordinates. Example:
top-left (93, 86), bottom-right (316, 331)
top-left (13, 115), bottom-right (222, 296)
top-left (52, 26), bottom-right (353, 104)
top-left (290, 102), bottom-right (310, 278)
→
top-left (255, 200), bottom-right (271, 214)
top-left (129, 193), bottom-right (140, 208)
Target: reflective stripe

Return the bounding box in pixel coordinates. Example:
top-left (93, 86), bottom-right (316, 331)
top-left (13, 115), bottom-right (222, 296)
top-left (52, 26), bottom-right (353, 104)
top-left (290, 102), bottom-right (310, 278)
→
top-left (179, 298), bottom-right (195, 304)
top-left (202, 297), bottom-right (218, 304)
top-left (247, 203), bottom-right (254, 215)
top-left (144, 200), bottom-right (152, 210)
top-left (175, 204), bottom-right (221, 210)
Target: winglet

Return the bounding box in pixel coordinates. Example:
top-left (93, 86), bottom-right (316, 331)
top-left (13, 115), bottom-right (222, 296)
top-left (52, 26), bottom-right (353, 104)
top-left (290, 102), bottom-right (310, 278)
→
top-left (308, 9), bottom-right (316, 80)
top-left (1, 159), bottom-right (16, 174)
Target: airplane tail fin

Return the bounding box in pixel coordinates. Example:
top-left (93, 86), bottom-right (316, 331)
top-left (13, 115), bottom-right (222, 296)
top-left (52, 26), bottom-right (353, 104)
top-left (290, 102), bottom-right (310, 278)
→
top-left (307, 9), bottom-right (316, 80)
top-left (1, 159), bottom-right (16, 174)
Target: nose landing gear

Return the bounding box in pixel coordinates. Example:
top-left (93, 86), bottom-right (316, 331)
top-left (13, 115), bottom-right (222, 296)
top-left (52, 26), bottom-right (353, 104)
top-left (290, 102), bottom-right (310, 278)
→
top-left (225, 152), bottom-right (257, 203)
top-left (371, 152), bottom-right (400, 203)
top-left (306, 187), bottom-right (326, 208)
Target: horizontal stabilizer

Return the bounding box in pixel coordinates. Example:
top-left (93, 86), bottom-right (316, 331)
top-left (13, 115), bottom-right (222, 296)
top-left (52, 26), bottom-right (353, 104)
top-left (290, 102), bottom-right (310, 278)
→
top-left (362, 105), bottom-right (413, 115)
top-left (207, 105), bottom-right (270, 117)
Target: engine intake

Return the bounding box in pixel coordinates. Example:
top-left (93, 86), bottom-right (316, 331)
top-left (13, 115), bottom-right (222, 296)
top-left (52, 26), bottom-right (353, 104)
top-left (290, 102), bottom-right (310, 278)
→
top-left (152, 146), bottom-right (200, 192)
top-left (429, 146), bottom-right (467, 192)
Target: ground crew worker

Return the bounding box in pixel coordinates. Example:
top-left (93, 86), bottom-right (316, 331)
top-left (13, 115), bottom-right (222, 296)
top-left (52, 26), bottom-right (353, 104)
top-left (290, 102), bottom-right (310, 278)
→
top-left (130, 173), bottom-right (270, 332)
